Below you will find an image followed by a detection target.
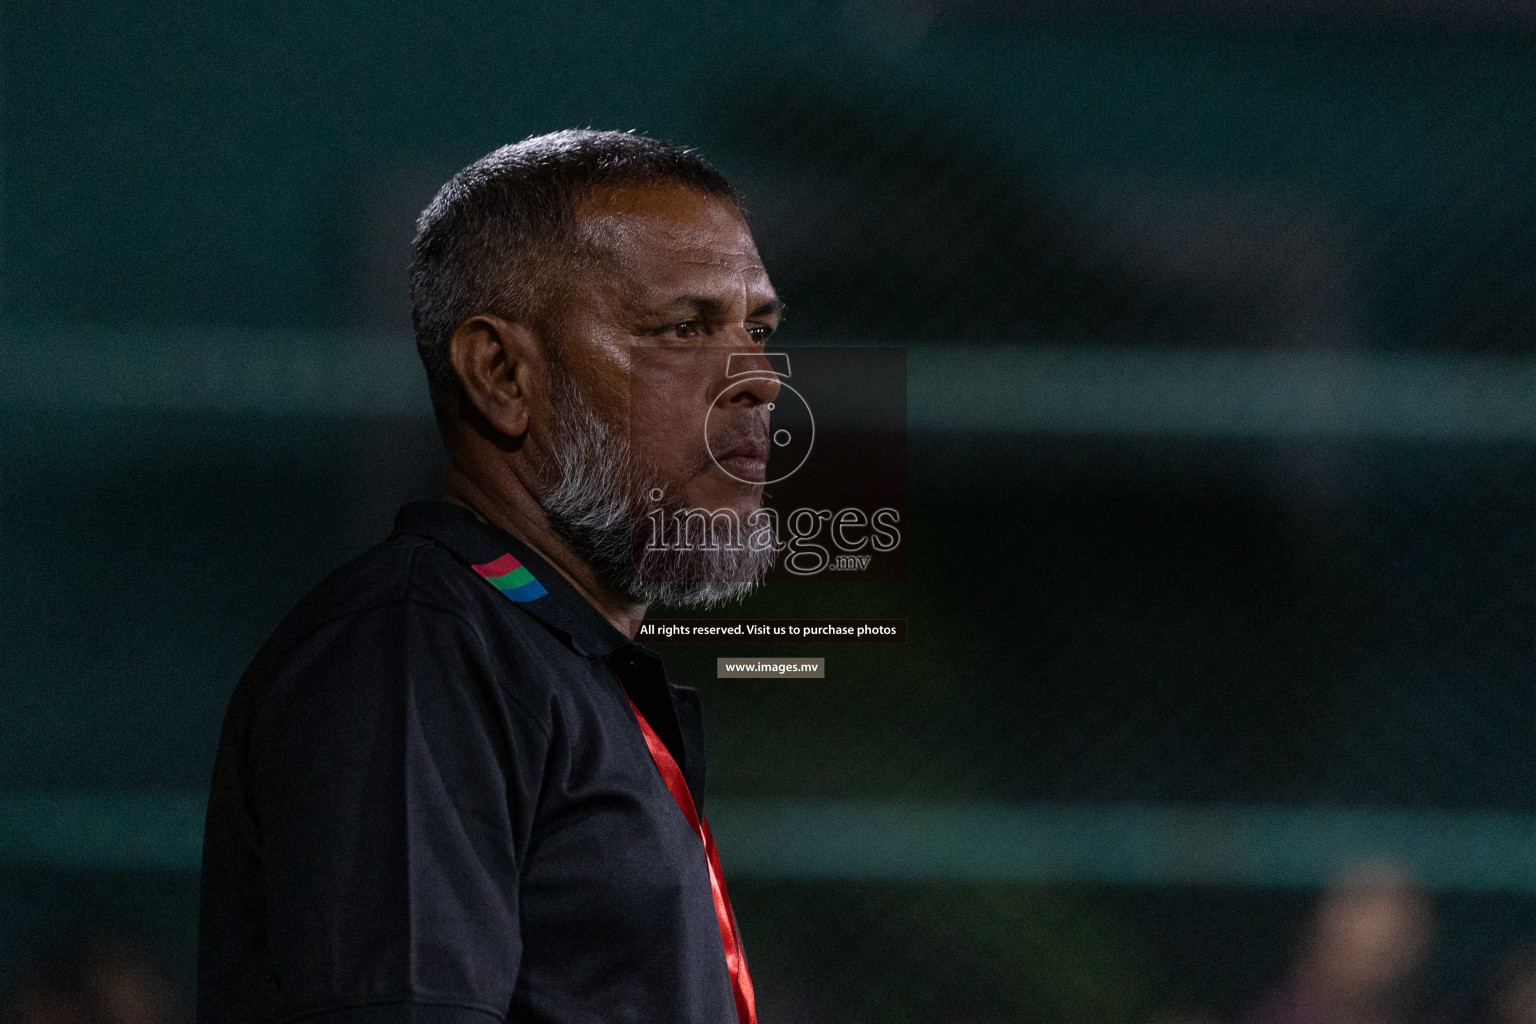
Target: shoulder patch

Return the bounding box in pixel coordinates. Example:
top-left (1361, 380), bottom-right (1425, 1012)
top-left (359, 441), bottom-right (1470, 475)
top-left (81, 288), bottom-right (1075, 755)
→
top-left (471, 552), bottom-right (549, 603)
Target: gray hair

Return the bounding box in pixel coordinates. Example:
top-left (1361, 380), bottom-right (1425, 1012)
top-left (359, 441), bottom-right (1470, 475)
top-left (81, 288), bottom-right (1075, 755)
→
top-left (540, 363), bottom-right (775, 609)
top-left (409, 130), bottom-right (741, 411)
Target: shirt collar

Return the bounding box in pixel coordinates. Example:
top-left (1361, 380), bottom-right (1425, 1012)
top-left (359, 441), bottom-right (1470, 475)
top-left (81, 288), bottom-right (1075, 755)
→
top-left (391, 500), bottom-right (631, 658)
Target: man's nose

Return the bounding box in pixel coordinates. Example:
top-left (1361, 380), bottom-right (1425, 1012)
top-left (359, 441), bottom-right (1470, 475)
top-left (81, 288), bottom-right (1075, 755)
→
top-left (720, 348), bottom-right (782, 407)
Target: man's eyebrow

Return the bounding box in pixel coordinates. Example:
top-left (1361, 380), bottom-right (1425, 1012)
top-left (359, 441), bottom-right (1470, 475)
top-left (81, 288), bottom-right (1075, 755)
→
top-left (750, 297), bottom-right (786, 320)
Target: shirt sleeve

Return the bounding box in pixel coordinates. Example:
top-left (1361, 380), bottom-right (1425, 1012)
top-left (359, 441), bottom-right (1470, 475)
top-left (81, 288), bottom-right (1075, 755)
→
top-left (245, 596), bottom-right (547, 1023)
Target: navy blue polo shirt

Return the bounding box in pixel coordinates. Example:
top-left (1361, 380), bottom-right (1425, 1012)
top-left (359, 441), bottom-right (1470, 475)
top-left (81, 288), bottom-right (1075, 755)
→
top-left (197, 501), bottom-right (741, 1024)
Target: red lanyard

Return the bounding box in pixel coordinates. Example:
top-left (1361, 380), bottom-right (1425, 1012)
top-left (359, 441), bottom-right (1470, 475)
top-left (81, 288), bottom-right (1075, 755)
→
top-left (624, 694), bottom-right (757, 1024)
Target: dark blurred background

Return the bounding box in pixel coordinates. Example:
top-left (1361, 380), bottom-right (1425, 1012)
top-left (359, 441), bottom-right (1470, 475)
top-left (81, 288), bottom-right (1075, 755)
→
top-left (3, 2), bottom-right (1535, 1022)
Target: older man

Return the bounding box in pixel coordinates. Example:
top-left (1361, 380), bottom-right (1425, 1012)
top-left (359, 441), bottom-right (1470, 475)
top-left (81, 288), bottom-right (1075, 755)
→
top-left (198, 131), bottom-right (782, 1024)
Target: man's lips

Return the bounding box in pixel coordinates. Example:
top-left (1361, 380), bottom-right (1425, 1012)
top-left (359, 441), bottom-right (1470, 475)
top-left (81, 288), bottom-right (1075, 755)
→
top-left (713, 436), bottom-right (769, 482)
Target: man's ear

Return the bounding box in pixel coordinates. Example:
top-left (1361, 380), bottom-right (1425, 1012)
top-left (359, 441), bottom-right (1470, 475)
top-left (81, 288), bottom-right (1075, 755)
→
top-left (446, 314), bottom-right (540, 438)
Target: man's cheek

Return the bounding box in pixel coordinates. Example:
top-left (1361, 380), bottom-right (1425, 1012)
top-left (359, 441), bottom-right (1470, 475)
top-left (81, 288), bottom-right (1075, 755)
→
top-left (629, 430), bottom-right (684, 475)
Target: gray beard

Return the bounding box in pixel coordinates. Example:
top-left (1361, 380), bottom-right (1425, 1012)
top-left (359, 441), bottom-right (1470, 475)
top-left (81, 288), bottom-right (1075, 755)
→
top-left (538, 371), bottom-right (776, 609)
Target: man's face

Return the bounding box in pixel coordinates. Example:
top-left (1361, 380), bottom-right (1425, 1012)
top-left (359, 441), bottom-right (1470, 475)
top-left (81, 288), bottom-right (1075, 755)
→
top-left (532, 183), bottom-right (784, 605)
top-left (554, 183), bottom-right (783, 513)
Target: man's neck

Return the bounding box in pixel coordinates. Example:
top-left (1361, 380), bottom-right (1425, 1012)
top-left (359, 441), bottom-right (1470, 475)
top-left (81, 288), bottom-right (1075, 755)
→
top-left (439, 461), bottom-right (650, 640)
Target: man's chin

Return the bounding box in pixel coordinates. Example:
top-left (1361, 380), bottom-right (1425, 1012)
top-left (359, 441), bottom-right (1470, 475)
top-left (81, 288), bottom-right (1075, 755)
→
top-left (628, 577), bottom-right (763, 610)
top-left (619, 536), bottom-right (777, 610)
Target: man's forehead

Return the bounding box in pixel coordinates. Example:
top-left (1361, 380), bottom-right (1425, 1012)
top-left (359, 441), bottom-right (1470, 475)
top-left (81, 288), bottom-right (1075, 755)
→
top-left (573, 184), bottom-right (769, 297)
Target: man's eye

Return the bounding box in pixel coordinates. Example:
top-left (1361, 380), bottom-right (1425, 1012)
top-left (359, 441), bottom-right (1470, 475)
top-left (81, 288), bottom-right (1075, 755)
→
top-left (747, 324), bottom-right (774, 342)
top-left (671, 320), bottom-right (702, 339)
